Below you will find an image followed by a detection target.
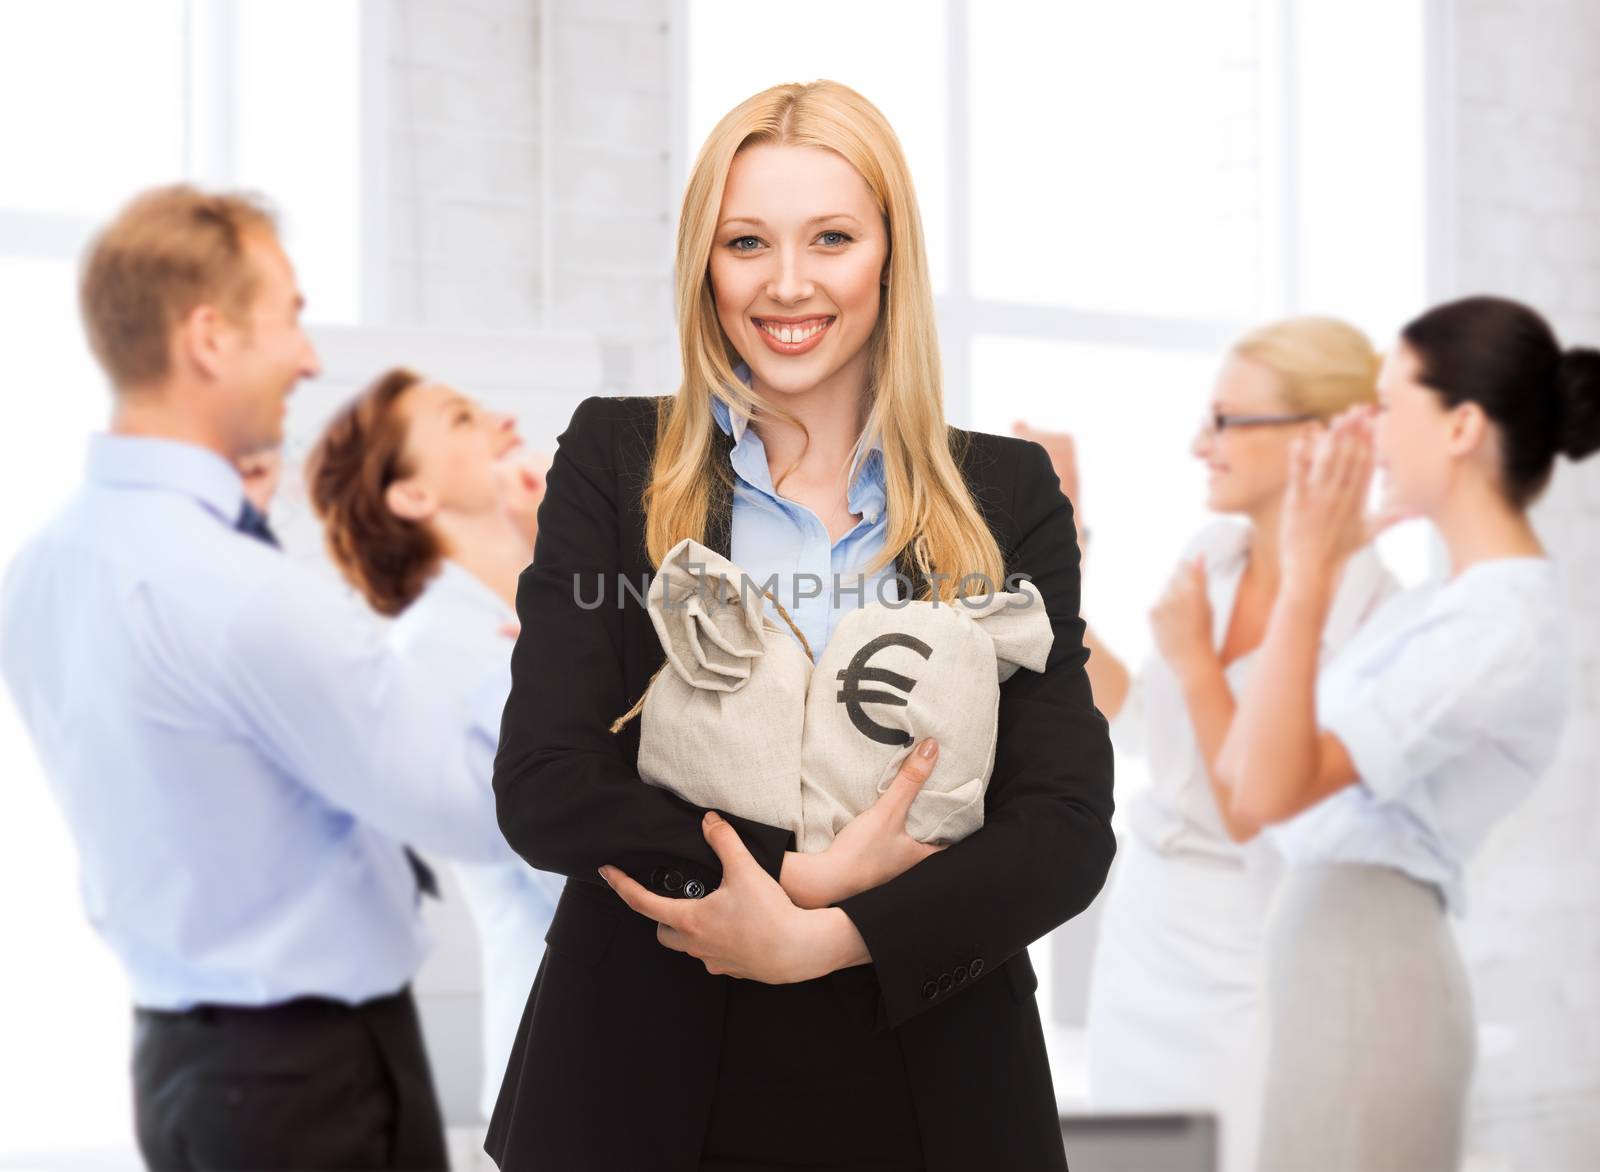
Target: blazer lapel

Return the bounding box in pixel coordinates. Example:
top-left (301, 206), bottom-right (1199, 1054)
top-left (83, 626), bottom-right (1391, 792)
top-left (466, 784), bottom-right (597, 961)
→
top-left (705, 424), bottom-right (734, 561)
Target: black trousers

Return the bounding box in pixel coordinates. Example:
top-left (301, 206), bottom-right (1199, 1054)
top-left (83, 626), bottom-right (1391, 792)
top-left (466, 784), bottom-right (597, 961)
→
top-left (132, 985), bottom-right (448, 1171)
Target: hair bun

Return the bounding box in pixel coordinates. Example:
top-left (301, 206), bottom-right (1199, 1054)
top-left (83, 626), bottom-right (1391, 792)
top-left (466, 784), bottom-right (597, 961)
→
top-left (1558, 346), bottom-right (1600, 461)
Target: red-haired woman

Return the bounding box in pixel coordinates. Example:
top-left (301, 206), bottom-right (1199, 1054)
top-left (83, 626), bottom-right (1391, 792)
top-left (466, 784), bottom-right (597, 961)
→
top-left (305, 366), bottom-right (556, 1122)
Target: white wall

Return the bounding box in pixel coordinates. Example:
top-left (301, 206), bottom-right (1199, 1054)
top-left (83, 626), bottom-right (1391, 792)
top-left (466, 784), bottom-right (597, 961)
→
top-left (368, 0), bottom-right (679, 1128)
top-left (1445, 1), bottom-right (1600, 1167)
top-left (383, 0), bottom-right (676, 382)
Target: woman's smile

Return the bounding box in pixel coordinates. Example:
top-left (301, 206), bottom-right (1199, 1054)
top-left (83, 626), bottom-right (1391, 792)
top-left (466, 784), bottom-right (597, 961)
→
top-left (751, 313), bottom-right (835, 356)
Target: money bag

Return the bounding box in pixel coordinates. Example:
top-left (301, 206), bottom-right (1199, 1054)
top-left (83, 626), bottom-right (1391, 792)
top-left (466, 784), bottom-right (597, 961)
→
top-left (797, 580), bottom-right (1052, 851)
top-left (629, 537), bottom-right (812, 837)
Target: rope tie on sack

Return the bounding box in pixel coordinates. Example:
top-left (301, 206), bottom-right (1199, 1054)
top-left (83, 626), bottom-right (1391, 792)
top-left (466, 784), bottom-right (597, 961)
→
top-left (608, 587), bottom-right (813, 734)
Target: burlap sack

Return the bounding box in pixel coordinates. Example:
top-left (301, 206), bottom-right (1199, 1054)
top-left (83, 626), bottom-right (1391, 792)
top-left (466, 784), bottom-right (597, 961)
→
top-left (797, 580), bottom-right (1052, 851)
top-left (617, 538), bottom-right (1053, 851)
top-left (625, 538), bottom-right (812, 836)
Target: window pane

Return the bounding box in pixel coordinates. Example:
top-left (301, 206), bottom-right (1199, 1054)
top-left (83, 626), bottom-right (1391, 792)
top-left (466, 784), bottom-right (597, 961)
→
top-left (0, 258), bottom-right (132, 1157)
top-left (1292, 0), bottom-right (1427, 339)
top-left (0, 260), bottom-right (106, 552)
top-left (685, 0), bottom-right (951, 293)
top-left (0, 1), bottom-right (187, 219)
top-left (234, 2), bottom-right (364, 324)
top-left (968, 334), bottom-right (1219, 659)
top-left (969, 0), bottom-right (1267, 318)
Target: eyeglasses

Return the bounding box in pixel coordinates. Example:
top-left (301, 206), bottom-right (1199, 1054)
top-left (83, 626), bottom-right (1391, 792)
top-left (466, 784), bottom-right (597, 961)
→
top-left (1199, 411), bottom-right (1319, 436)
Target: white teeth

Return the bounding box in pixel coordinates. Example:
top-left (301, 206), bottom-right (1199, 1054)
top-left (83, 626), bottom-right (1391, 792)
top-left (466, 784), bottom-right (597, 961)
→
top-left (760, 319), bottom-right (828, 344)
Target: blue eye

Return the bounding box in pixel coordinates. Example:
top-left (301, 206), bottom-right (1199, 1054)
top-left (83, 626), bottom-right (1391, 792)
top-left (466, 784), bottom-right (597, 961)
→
top-left (729, 236), bottom-right (763, 252)
top-left (818, 231), bottom-right (851, 246)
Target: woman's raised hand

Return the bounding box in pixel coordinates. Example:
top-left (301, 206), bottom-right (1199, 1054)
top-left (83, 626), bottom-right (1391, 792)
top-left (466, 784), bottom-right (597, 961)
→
top-left (1149, 554), bottom-right (1217, 685)
top-left (780, 738), bottom-right (946, 910)
top-left (1281, 406), bottom-right (1384, 583)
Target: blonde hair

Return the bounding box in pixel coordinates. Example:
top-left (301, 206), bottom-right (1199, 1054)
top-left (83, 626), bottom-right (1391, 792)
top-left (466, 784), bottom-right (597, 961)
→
top-left (643, 80), bottom-right (1004, 603)
top-left (1231, 315), bottom-right (1381, 418)
top-left (79, 184), bottom-right (278, 390)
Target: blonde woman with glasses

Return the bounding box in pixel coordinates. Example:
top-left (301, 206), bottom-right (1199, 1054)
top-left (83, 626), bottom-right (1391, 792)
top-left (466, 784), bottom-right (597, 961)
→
top-left (484, 81), bottom-right (1114, 1172)
top-left (1021, 317), bottom-right (1398, 1172)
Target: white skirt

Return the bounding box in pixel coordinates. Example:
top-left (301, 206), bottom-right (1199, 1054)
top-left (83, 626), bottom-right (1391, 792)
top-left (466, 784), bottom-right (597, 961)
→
top-left (1085, 833), bottom-right (1279, 1172)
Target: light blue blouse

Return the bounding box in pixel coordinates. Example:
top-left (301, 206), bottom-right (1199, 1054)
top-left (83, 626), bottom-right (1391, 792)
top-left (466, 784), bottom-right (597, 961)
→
top-left (711, 377), bottom-right (899, 659)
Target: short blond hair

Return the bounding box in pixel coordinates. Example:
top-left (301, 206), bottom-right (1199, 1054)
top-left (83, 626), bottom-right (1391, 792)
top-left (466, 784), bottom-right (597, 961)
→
top-left (79, 184), bottom-right (278, 389)
top-left (1231, 315), bottom-right (1381, 419)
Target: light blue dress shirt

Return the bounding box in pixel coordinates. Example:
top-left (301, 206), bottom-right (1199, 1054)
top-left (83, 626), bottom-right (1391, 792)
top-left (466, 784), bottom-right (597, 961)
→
top-left (388, 559), bottom-right (564, 1120)
top-left (0, 434), bottom-right (506, 1011)
top-left (711, 378), bottom-right (898, 659)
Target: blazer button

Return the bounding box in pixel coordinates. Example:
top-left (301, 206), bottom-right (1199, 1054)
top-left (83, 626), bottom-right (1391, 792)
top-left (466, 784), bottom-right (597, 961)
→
top-left (969, 957), bottom-right (985, 977)
top-left (663, 869), bottom-right (684, 893)
top-left (938, 972), bottom-right (954, 993)
top-left (953, 964), bottom-right (968, 984)
top-left (920, 980), bottom-right (938, 1000)
top-left (649, 866), bottom-right (666, 889)
top-left (683, 879), bottom-right (706, 898)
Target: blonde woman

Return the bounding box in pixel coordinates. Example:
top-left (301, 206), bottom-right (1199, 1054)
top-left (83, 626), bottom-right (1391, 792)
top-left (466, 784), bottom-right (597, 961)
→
top-left (1028, 318), bottom-right (1397, 1172)
top-left (484, 82), bottom-right (1115, 1172)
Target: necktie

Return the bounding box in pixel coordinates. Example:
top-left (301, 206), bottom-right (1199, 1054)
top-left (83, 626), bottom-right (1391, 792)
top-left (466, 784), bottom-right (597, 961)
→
top-left (235, 499), bottom-right (280, 548)
top-left (233, 499), bottom-right (441, 902)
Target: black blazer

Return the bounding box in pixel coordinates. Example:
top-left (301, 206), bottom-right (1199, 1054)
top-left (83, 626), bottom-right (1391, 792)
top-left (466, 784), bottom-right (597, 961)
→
top-left (485, 395), bottom-right (1116, 1172)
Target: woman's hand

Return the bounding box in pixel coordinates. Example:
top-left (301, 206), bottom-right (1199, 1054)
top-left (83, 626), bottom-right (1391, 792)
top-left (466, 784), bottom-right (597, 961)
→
top-left (599, 812), bottom-right (868, 983)
top-left (1148, 554), bottom-right (1217, 685)
top-left (780, 738), bottom-right (946, 910)
top-left (1280, 406), bottom-right (1404, 586)
top-left (496, 449), bottom-right (551, 547)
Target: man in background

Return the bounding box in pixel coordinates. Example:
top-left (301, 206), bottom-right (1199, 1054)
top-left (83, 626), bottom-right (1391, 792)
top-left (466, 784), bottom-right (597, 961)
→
top-left (0, 185), bottom-right (509, 1170)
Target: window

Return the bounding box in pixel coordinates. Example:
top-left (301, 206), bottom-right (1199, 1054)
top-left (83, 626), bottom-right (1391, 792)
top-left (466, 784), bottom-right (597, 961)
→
top-left (0, 3), bottom-right (189, 221)
top-left (0, 2), bottom-right (371, 1158)
top-left (968, 1), bottom-right (1269, 320)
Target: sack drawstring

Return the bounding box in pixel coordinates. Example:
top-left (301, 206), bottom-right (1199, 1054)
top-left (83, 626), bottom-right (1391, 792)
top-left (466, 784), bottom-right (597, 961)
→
top-left (608, 588), bottom-right (812, 734)
top-left (762, 588), bottom-right (814, 663)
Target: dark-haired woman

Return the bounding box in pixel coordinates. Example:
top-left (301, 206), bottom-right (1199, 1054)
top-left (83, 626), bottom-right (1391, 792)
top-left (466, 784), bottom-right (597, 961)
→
top-left (305, 368), bottom-right (560, 1122)
top-left (1215, 295), bottom-right (1600, 1170)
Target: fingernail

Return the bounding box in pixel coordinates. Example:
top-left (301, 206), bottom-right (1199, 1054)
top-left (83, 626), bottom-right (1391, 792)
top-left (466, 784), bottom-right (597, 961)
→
top-left (919, 738), bottom-right (939, 759)
top-left (597, 866), bottom-right (612, 885)
top-left (704, 810), bottom-right (722, 826)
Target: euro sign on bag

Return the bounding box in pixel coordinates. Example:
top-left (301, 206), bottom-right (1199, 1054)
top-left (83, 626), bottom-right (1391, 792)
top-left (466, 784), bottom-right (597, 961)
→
top-left (615, 537), bottom-right (1053, 849)
top-left (797, 578), bottom-right (1053, 850)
